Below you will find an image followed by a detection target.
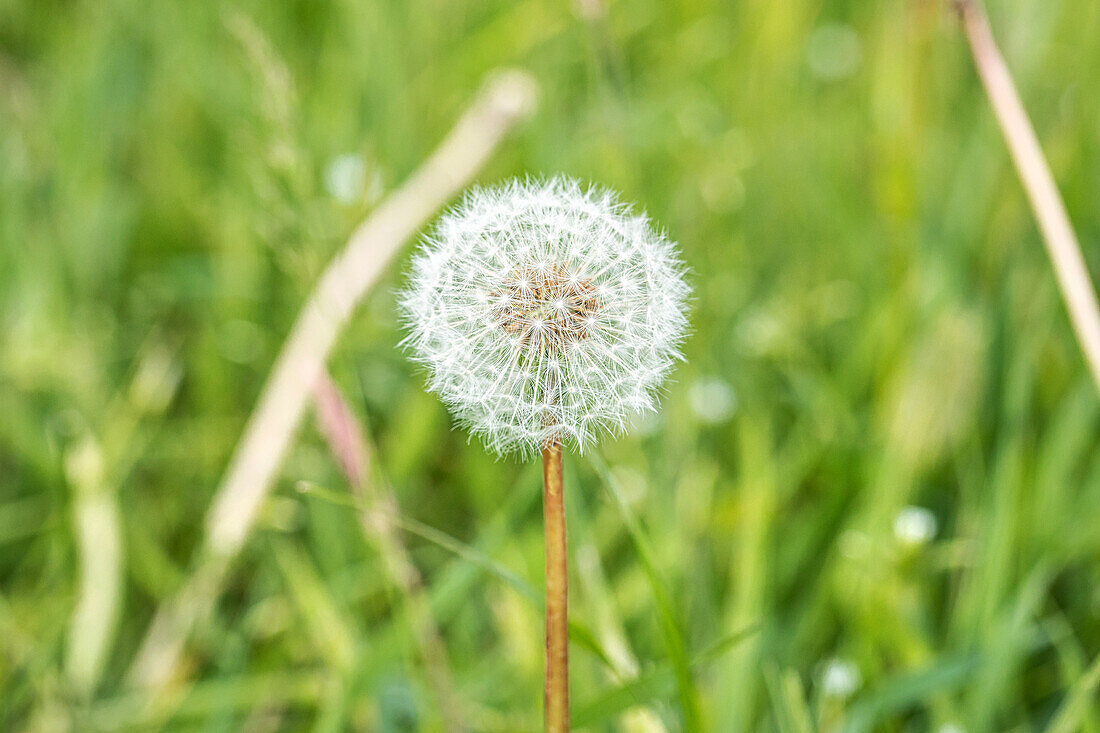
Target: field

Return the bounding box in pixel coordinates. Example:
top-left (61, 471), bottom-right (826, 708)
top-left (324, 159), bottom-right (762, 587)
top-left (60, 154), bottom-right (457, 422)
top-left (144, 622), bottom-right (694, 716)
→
top-left (3, 0), bottom-right (1100, 730)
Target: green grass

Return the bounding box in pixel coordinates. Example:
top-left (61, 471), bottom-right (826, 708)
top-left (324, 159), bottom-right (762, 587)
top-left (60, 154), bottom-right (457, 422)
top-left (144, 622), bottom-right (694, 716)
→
top-left (3, 0), bottom-right (1100, 730)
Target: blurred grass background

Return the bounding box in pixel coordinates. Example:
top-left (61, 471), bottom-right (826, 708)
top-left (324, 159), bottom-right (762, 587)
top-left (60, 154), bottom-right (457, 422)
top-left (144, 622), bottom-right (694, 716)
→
top-left (3, 0), bottom-right (1100, 730)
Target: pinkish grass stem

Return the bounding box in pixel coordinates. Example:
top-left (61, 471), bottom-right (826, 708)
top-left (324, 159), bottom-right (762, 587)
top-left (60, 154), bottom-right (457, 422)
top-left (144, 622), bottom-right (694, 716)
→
top-left (313, 374), bottom-right (465, 733)
top-left (955, 0), bottom-right (1100, 392)
top-left (126, 70), bottom-right (537, 692)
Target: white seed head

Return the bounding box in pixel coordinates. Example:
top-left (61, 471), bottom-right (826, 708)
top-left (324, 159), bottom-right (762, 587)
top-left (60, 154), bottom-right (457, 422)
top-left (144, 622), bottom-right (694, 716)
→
top-left (399, 176), bottom-right (690, 456)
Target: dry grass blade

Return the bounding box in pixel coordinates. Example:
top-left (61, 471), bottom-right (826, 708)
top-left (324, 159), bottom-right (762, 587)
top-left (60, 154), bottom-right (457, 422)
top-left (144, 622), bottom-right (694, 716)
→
top-left (954, 0), bottom-right (1100, 391)
top-left (67, 341), bottom-right (181, 697)
top-left (64, 436), bottom-right (120, 698)
top-left (126, 69), bottom-right (538, 692)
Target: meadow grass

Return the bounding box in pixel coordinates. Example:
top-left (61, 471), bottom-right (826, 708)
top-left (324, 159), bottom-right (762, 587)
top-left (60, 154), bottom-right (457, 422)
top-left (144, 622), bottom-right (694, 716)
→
top-left (2, 0), bottom-right (1100, 730)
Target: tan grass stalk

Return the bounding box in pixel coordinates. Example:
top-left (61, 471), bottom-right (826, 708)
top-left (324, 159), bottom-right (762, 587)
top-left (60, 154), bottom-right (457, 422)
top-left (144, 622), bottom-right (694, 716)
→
top-left (64, 437), bottom-right (120, 697)
top-left (955, 0), bottom-right (1100, 392)
top-left (127, 70), bottom-right (537, 691)
top-left (67, 341), bottom-right (180, 697)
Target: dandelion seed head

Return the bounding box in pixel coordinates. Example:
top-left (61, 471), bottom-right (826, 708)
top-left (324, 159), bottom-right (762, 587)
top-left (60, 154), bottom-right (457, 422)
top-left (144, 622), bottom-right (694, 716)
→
top-left (400, 176), bottom-right (690, 456)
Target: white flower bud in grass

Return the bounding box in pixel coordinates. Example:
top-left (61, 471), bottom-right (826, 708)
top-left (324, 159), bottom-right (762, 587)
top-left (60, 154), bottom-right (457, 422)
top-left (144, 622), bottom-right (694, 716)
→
top-left (894, 505), bottom-right (938, 547)
top-left (820, 658), bottom-right (861, 699)
top-left (400, 176), bottom-right (690, 456)
top-left (688, 377), bottom-right (736, 424)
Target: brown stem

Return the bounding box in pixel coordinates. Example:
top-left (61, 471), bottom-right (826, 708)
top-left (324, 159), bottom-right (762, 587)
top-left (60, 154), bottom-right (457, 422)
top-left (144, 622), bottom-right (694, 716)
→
top-left (541, 439), bottom-right (569, 732)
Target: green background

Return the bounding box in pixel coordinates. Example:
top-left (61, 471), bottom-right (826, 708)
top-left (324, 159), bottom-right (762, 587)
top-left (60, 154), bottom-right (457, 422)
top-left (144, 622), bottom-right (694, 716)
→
top-left (3, 0), bottom-right (1100, 730)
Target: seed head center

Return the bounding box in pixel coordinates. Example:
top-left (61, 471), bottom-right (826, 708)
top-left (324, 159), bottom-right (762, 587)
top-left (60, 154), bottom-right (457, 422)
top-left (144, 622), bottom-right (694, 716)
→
top-left (493, 263), bottom-right (599, 352)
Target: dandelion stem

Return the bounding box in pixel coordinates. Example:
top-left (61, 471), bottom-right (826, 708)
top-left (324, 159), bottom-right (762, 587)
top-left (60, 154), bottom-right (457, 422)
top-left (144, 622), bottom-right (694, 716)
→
top-left (541, 438), bottom-right (569, 732)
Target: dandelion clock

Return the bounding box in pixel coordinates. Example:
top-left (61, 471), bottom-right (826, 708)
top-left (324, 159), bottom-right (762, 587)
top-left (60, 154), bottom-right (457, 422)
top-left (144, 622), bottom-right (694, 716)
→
top-left (400, 177), bottom-right (689, 731)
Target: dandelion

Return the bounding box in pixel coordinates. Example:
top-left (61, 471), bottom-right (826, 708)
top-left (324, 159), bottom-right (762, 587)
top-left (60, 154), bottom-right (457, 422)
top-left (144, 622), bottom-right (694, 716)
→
top-left (401, 177), bottom-right (689, 456)
top-left (400, 176), bottom-right (689, 731)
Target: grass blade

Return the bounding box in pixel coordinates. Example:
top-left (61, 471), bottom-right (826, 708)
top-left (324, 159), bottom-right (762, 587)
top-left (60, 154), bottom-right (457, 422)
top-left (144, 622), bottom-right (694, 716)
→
top-left (586, 451), bottom-right (703, 732)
